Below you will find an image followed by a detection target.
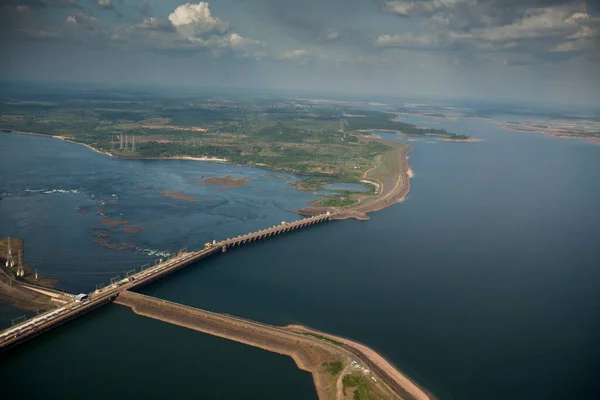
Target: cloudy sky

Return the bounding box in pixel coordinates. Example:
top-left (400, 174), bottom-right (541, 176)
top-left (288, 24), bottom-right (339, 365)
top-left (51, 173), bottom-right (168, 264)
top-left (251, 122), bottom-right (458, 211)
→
top-left (1, 0), bottom-right (599, 104)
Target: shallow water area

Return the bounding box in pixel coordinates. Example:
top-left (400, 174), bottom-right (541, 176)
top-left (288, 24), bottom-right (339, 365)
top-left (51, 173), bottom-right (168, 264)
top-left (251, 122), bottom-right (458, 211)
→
top-left (0, 132), bottom-right (318, 296)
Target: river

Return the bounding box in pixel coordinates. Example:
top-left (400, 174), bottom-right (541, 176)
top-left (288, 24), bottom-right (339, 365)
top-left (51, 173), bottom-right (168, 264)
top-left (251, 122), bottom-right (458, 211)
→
top-left (1, 114), bottom-right (599, 399)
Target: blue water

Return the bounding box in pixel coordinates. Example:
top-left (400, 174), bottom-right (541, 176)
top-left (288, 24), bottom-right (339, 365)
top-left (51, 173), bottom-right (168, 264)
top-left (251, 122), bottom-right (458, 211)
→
top-left (322, 182), bottom-right (369, 192)
top-left (1, 115), bottom-right (600, 400)
top-left (0, 132), bottom-right (317, 294)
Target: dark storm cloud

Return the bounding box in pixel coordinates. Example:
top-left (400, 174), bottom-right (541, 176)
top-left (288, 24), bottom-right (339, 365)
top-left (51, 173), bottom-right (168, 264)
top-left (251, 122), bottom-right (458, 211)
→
top-left (136, 1), bottom-right (153, 17)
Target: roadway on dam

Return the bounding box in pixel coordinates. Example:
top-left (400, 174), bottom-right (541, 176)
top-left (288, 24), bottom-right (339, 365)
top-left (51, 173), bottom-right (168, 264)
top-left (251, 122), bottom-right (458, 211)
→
top-left (115, 290), bottom-right (431, 400)
top-left (0, 213), bottom-right (332, 351)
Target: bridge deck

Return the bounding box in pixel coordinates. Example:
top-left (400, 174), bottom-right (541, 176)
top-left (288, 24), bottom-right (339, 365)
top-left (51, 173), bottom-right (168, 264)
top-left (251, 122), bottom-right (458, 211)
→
top-left (0, 213), bottom-right (332, 350)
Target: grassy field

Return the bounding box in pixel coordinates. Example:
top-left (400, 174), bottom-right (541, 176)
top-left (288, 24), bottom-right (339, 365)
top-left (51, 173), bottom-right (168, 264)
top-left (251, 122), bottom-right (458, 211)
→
top-left (343, 373), bottom-right (374, 400)
top-left (323, 360), bottom-right (345, 376)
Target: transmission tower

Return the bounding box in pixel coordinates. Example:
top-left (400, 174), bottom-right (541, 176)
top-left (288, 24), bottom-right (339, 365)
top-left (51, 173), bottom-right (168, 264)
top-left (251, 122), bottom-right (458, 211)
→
top-left (5, 237), bottom-right (14, 268)
top-left (132, 135), bottom-right (136, 153)
top-left (17, 249), bottom-right (24, 277)
top-left (120, 134), bottom-right (124, 150)
top-left (124, 135), bottom-right (129, 150)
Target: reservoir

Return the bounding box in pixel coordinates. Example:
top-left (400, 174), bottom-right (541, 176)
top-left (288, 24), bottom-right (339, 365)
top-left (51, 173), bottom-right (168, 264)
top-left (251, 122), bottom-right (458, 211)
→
top-left (1, 113), bottom-right (599, 399)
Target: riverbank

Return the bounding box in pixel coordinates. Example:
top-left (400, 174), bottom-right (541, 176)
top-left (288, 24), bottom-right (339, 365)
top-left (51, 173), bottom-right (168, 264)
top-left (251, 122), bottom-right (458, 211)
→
top-left (295, 145), bottom-right (413, 220)
top-left (0, 130), bottom-right (229, 163)
top-left (115, 290), bottom-right (431, 400)
top-left (439, 138), bottom-right (485, 143)
top-left (0, 238), bottom-right (57, 311)
top-left (288, 325), bottom-right (434, 400)
top-left (493, 120), bottom-right (600, 144)
top-left (0, 279), bottom-right (55, 312)
top-left (2, 129), bottom-right (413, 220)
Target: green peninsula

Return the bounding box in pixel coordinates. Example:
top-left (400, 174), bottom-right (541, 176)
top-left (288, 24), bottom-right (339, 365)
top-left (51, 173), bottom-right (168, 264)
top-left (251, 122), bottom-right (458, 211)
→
top-left (0, 87), bottom-right (467, 213)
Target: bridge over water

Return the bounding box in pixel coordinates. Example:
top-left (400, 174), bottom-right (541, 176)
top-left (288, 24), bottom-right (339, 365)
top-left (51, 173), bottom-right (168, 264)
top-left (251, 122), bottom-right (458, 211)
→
top-left (0, 213), bottom-right (333, 351)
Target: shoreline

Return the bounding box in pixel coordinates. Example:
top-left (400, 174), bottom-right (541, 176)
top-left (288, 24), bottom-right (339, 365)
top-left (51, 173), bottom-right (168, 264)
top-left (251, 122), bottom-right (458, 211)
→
top-left (1, 130), bottom-right (229, 163)
top-left (3, 129), bottom-right (415, 220)
top-left (287, 324), bottom-right (434, 400)
top-left (294, 145), bottom-right (414, 220)
top-left (116, 290), bottom-right (432, 400)
top-left (493, 123), bottom-right (600, 144)
top-left (439, 137), bottom-right (485, 143)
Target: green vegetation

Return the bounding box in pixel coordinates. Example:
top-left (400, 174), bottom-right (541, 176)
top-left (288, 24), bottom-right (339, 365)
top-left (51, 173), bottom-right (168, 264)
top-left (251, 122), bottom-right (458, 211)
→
top-left (448, 133), bottom-right (469, 140)
top-left (319, 191), bottom-right (359, 207)
top-left (323, 360), bottom-right (344, 376)
top-left (303, 332), bottom-right (344, 347)
top-left (344, 110), bottom-right (454, 137)
top-left (342, 374), bottom-right (373, 400)
top-left (0, 87), bottom-right (469, 197)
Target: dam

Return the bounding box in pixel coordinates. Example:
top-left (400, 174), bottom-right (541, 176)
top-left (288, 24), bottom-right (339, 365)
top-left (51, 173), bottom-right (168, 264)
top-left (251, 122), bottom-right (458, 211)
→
top-left (0, 213), bottom-right (333, 351)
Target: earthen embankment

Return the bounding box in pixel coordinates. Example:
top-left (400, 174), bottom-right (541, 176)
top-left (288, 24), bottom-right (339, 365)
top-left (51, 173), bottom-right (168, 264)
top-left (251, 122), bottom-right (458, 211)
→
top-left (114, 291), bottom-right (340, 399)
top-left (115, 291), bottom-right (431, 400)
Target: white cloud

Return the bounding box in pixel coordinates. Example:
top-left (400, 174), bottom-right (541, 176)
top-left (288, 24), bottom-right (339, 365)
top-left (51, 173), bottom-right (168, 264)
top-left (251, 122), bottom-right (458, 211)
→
top-left (565, 12), bottom-right (590, 25)
top-left (277, 49), bottom-right (311, 61)
top-left (224, 33), bottom-right (260, 49)
top-left (134, 18), bottom-right (174, 32)
top-left (552, 38), bottom-right (594, 52)
top-left (320, 29), bottom-right (340, 41)
top-left (448, 6), bottom-right (593, 43)
top-left (376, 33), bottom-right (438, 48)
top-left (63, 12), bottom-right (99, 27)
top-left (383, 0), bottom-right (472, 17)
top-left (168, 2), bottom-right (229, 37)
top-left (379, 0), bottom-right (598, 62)
top-left (122, 2), bottom-right (260, 57)
top-left (96, 0), bottom-right (112, 9)
top-left (568, 26), bottom-right (598, 39)
top-left (20, 29), bottom-right (63, 40)
top-left (188, 33), bottom-right (260, 49)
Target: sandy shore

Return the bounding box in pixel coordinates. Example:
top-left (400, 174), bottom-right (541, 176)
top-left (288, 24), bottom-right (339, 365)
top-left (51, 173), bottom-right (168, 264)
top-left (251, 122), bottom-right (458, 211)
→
top-left (143, 155), bottom-right (228, 162)
top-left (115, 290), bottom-right (429, 400)
top-left (494, 122), bottom-right (600, 144)
top-left (1, 130), bottom-right (229, 163)
top-left (439, 138), bottom-right (485, 143)
top-left (288, 325), bottom-right (433, 400)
